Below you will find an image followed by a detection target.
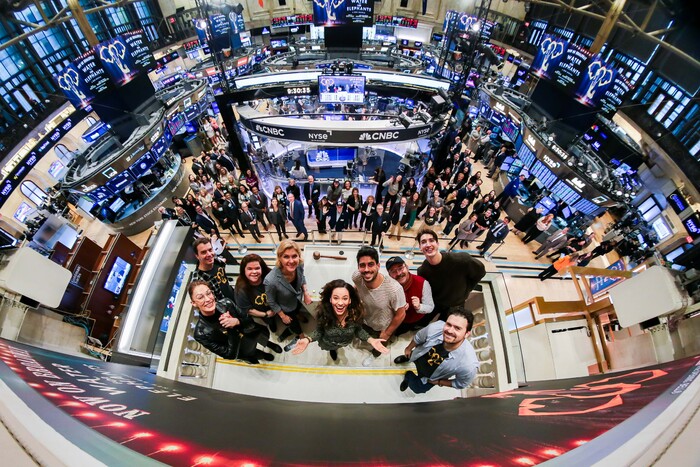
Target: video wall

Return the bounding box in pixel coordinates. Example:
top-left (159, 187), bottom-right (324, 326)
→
top-left (54, 29), bottom-right (154, 109)
top-left (530, 34), bottom-right (633, 111)
top-left (313, 0), bottom-right (374, 27)
top-left (443, 10), bottom-right (495, 38)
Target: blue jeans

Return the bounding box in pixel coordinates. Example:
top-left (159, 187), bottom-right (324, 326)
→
top-left (405, 371), bottom-right (434, 394)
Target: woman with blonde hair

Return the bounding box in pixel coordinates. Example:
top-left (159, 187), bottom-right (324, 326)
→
top-left (264, 240), bottom-right (313, 345)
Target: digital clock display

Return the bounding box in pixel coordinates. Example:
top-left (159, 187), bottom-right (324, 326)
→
top-left (287, 86), bottom-right (311, 95)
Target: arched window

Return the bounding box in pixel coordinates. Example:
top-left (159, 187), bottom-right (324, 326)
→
top-left (20, 180), bottom-right (48, 206)
top-left (54, 143), bottom-right (72, 164)
top-left (85, 115), bottom-right (98, 126)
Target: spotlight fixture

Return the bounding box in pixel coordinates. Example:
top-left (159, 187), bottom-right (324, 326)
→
top-left (398, 114), bottom-right (413, 129)
top-left (417, 110), bottom-right (431, 123)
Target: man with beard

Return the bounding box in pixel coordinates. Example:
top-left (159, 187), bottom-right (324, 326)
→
top-left (385, 256), bottom-right (435, 338)
top-left (352, 246), bottom-right (407, 365)
top-left (191, 237), bottom-right (236, 301)
top-left (416, 229), bottom-right (486, 320)
top-left (397, 309), bottom-right (479, 393)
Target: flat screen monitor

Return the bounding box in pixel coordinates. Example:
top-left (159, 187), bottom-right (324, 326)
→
top-left (414, 41), bottom-right (422, 47)
top-left (516, 142), bottom-right (536, 169)
top-left (667, 190), bottom-right (689, 214)
top-left (270, 39), bottom-right (288, 48)
top-left (500, 156), bottom-right (515, 171)
top-left (109, 197), bottom-right (126, 212)
top-left (432, 33), bottom-right (444, 41)
top-left (104, 256), bottom-right (131, 295)
top-left (105, 170), bottom-right (135, 193)
top-left (400, 39), bottom-right (409, 46)
top-left (682, 212), bottom-right (700, 239)
top-left (535, 196), bottom-right (557, 214)
top-left (129, 150), bottom-right (158, 178)
top-left (318, 75), bottom-right (365, 104)
top-left (561, 206), bottom-right (573, 219)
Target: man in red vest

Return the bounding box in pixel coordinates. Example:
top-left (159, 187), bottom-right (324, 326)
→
top-left (386, 256), bottom-right (435, 346)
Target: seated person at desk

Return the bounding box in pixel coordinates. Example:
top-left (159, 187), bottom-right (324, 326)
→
top-left (188, 280), bottom-right (276, 363)
top-left (292, 279), bottom-right (388, 362)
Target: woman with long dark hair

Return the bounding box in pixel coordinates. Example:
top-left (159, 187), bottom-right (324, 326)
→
top-left (291, 279), bottom-right (388, 361)
top-left (235, 255), bottom-right (281, 340)
top-left (267, 197), bottom-right (289, 241)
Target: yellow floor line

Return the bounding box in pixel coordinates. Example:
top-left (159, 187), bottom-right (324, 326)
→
top-left (215, 358), bottom-right (410, 375)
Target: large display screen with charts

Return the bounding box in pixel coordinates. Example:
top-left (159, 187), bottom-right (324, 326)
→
top-left (318, 75), bottom-right (365, 103)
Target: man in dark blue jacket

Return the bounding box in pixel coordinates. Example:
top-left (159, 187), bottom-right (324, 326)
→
top-left (287, 193), bottom-right (308, 241)
top-left (477, 216), bottom-right (510, 260)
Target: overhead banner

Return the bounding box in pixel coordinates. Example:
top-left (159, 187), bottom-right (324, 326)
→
top-left (54, 50), bottom-right (113, 109)
top-left (95, 30), bottom-right (155, 86)
top-left (239, 117), bottom-right (443, 145)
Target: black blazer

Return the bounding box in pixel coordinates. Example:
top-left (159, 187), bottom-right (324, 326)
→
top-left (389, 203), bottom-right (410, 226)
top-left (371, 212), bottom-right (391, 233)
top-left (195, 212), bottom-right (218, 234)
top-left (303, 182), bottom-right (321, 202)
top-left (240, 210), bottom-right (259, 229)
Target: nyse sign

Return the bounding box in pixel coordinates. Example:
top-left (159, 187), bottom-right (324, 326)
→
top-left (542, 154), bottom-right (560, 169)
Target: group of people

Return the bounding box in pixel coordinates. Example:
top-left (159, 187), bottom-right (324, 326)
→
top-left (188, 229), bottom-right (486, 394)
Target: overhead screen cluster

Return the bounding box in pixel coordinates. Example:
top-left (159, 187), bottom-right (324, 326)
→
top-left (54, 30), bottom-right (155, 110)
top-left (530, 34), bottom-right (633, 112)
top-left (312, 0), bottom-right (374, 27)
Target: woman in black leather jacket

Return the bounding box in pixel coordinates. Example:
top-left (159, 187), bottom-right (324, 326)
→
top-left (188, 281), bottom-right (280, 363)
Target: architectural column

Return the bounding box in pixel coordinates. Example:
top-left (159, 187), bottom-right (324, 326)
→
top-left (590, 0), bottom-right (627, 54)
top-left (67, 0), bottom-right (99, 46)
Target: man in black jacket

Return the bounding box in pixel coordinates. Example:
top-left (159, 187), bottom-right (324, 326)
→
top-left (388, 196), bottom-right (410, 239)
top-left (240, 202), bottom-right (262, 243)
top-left (303, 175), bottom-right (321, 218)
top-left (222, 192), bottom-right (244, 236)
top-left (444, 198), bottom-right (470, 236)
top-left (370, 203), bottom-right (391, 250)
top-left (477, 216), bottom-right (510, 260)
top-left (249, 186), bottom-right (269, 230)
top-left (194, 205), bottom-right (220, 237)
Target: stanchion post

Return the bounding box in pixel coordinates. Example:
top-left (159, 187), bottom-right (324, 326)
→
top-left (230, 235), bottom-right (248, 254)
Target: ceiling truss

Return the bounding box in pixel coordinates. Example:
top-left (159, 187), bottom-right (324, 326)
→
top-left (529, 0), bottom-right (699, 69)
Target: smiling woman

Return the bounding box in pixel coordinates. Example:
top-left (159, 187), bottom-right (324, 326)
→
top-left (187, 280), bottom-right (277, 363)
top-left (264, 240), bottom-right (313, 344)
top-left (291, 279), bottom-right (387, 361)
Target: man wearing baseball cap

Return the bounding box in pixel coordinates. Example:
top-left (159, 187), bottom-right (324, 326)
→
top-left (386, 256), bottom-right (435, 344)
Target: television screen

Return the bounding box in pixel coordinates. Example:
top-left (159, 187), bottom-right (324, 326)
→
top-left (314, 0), bottom-right (373, 26)
top-left (561, 206), bottom-right (573, 219)
top-left (432, 33), bottom-right (444, 41)
top-left (105, 170), bottom-right (135, 193)
top-left (682, 212), bottom-right (700, 239)
top-left (414, 41), bottom-right (422, 47)
top-left (129, 150), bottom-right (158, 178)
top-left (109, 197), bottom-right (126, 212)
top-left (535, 196), bottom-right (557, 214)
top-left (499, 156), bottom-right (515, 171)
top-left (400, 39), bottom-right (409, 46)
top-left (104, 256), bottom-right (131, 295)
top-left (318, 75), bottom-right (365, 103)
top-left (270, 39), bottom-right (288, 48)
